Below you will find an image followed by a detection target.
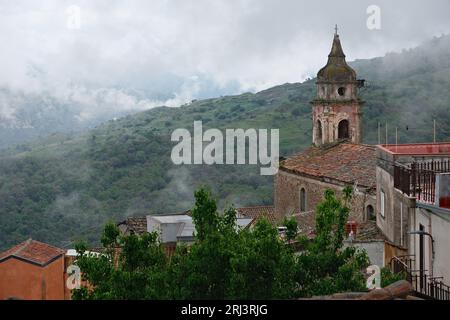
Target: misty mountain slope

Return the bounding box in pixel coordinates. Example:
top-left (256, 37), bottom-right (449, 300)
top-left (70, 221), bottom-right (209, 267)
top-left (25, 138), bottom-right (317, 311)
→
top-left (1, 35), bottom-right (450, 250)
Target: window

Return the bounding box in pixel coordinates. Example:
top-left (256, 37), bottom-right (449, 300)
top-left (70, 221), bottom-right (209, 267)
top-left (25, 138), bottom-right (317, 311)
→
top-left (366, 205), bottom-right (375, 221)
top-left (380, 190), bottom-right (385, 218)
top-left (316, 120), bottom-right (322, 144)
top-left (337, 87), bottom-right (346, 96)
top-left (300, 188), bottom-right (306, 212)
top-left (338, 119), bottom-right (350, 139)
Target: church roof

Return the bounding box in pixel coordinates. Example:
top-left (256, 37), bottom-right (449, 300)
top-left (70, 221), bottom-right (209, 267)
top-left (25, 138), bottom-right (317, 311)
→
top-left (279, 141), bottom-right (377, 189)
top-left (317, 32), bottom-right (356, 82)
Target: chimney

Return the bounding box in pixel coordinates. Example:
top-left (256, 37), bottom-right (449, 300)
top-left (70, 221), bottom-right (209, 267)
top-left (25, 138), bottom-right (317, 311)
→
top-left (345, 221), bottom-right (358, 237)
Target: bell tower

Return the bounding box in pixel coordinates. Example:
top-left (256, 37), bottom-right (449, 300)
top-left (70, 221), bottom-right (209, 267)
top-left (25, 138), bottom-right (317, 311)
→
top-left (311, 27), bottom-right (364, 146)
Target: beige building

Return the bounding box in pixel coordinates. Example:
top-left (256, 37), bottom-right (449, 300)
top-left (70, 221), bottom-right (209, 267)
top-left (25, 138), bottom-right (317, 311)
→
top-left (376, 143), bottom-right (450, 296)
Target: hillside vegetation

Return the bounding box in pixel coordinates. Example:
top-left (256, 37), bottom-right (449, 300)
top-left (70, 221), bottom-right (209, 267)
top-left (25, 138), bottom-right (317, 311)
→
top-left (1, 34), bottom-right (449, 250)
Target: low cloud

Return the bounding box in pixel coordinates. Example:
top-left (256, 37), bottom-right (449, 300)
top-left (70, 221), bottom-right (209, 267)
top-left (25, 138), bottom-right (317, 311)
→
top-left (0, 0), bottom-right (449, 124)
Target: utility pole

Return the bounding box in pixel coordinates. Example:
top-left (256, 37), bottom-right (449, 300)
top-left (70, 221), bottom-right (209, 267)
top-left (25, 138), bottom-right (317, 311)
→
top-left (385, 122), bottom-right (388, 145)
top-left (434, 119), bottom-right (436, 143)
top-left (378, 122), bottom-right (381, 145)
top-left (395, 127), bottom-right (398, 152)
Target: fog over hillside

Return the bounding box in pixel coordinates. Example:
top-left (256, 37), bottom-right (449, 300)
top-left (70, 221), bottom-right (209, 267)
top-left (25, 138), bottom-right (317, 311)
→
top-left (1, 32), bottom-right (450, 250)
top-left (1, 0), bottom-right (450, 149)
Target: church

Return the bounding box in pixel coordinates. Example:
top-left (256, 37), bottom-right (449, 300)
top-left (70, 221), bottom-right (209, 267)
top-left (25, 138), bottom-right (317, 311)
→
top-left (274, 29), bottom-right (377, 233)
top-left (117, 30), bottom-right (450, 293)
top-left (274, 31), bottom-right (376, 229)
top-left (120, 29), bottom-right (384, 249)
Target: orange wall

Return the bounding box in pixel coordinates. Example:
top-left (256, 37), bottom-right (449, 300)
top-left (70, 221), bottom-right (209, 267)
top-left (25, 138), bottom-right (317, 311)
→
top-left (0, 256), bottom-right (65, 300)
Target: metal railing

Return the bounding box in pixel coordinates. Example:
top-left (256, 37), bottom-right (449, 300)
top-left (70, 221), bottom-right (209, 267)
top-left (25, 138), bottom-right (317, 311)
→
top-left (389, 255), bottom-right (450, 300)
top-left (394, 160), bottom-right (450, 204)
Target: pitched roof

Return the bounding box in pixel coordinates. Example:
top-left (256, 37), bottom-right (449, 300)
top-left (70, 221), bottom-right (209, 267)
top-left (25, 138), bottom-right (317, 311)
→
top-left (352, 221), bottom-right (387, 242)
top-left (0, 239), bottom-right (65, 267)
top-left (117, 211), bottom-right (192, 236)
top-left (292, 211), bottom-right (317, 238)
top-left (280, 142), bottom-right (377, 188)
top-left (118, 207), bottom-right (277, 237)
top-left (235, 206), bottom-right (278, 225)
top-left (117, 216), bottom-right (147, 235)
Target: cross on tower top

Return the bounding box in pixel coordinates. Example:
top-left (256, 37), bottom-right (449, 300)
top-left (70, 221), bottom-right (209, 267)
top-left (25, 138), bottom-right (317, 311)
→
top-left (334, 24), bottom-right (338, 35)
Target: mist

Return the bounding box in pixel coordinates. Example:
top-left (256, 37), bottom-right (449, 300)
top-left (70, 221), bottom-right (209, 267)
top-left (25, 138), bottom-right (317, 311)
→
top-left (0, 0), bottom-right (449, 148)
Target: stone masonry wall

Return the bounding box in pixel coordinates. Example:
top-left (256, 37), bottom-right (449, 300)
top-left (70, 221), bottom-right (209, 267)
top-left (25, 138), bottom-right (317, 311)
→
top-left (274, 169), bottom-right (375, 223)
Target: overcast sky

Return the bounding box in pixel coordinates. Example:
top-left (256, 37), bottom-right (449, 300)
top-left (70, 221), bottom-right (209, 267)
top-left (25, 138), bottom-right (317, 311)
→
top-left (0, 0), bottom-right (449, 117)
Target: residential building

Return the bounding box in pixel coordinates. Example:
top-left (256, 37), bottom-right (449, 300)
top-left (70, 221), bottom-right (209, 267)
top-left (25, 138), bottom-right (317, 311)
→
top-left (0, 239), bottom-right (66, 300)
top-left (376, 143), bottom-right (450, 297)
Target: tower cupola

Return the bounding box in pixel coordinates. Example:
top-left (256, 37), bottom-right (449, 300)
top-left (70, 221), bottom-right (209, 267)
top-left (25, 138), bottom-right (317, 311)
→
top-left (311, 27), bottom-right (364, 146)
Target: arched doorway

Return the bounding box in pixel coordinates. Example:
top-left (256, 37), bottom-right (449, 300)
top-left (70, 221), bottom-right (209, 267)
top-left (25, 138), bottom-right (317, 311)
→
top-left (316, 120), bottom-right (322, 144)
top-left (338, 119), bottom-right (349, 140)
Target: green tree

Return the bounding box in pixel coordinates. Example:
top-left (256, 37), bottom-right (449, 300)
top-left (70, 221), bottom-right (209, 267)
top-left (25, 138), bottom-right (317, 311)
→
top-left (173, 188), bottom-right (296, 299)
top-left (295, 188), bottom-right (370, 297)
top-left (72, 223), bottom-right (169, 300)
top-left (282, 216), bottom-right (298, 242)
top-left (381, 267), bottom-right (407, 288)
top-left (72, 187), bottom-right (369, 300)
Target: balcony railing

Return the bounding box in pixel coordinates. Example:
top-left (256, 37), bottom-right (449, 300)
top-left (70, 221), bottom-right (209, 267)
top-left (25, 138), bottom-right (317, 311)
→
top-left (389, 255), bottom-right (450, 300)
top-left (394, 160), bottom-right (450, 204)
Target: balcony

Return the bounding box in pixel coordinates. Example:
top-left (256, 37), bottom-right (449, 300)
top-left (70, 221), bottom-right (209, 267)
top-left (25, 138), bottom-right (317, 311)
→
top-left (394, 160), bottom-right (450, 206)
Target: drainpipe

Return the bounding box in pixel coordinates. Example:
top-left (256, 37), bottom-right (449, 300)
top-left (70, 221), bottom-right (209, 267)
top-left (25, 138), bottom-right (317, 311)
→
top-left (428, 216), bottom-right (433, 278)
top-left (407, 230), bottom-right (435, 279)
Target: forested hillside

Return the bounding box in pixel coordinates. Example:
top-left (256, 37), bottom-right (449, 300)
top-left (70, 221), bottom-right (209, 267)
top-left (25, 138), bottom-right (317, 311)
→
top-left (1, 34), bottom-right (449, 250)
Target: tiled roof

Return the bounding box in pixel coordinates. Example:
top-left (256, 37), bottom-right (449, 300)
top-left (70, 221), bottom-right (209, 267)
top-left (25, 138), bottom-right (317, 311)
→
top-left (235, 206), bottom-right (278, 225)
top-left (0, 239), bottom-right (65, 267)
top-left (280, 142), bottom-right (377, 188)
top-left (118, 211), bottom-right (192, 236)
top-left (292, 211), bottom-right (316, 238)
top-left (118, 216), bottom-right (147, 235)
top-left (291, 217), bottom-right (386, 242)
top-left (353, 221), bottom-right (387, 242)
top-left (119, 207), bottom-right (279, 235)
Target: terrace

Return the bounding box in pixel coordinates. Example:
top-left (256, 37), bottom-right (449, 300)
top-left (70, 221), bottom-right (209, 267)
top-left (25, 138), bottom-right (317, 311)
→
top-left (380, 143), bottom-right (450, 208)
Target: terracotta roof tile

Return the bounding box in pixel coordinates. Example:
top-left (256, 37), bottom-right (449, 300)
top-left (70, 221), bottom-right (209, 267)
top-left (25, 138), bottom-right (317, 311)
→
top-left (118, 216), bottom-right (147, 235)
top-left (353, 221), bottom-right (387, 242)
top-left (0, 239), bottom-right (65, 266)
top-left (235, 206), bottom-right (278, 225)
top-left (280, 142), bottom-right (377, 188)
top-left (117, 211), bottom-right (192, 236)
top-left (292, 211), bottom-right (317, 238)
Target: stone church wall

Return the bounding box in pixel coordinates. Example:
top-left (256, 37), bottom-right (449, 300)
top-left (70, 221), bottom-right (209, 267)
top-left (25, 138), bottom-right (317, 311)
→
top-left (274, 169), bottom-right (375, 223)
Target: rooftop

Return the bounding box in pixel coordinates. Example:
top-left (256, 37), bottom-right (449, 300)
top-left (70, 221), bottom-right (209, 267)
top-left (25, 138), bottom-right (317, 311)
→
top-left (117, 216), bottom-right (147, 235)
top-left (149, 214), bottom-right (192, 224)
top-left (118, 209), bottom-right (257, 240)
top-left (280, 142), bottom-right (377, 188)
top-left (350, 221), bottom-right (387, 242)
top-left (0, 239), bottom-right (65, 267)
top-left (235, 206), bottom-right (278, 225)
top-left (379, 142), bottom-right (450, 156)
top-left (117, 210), bottom-right (192, 235)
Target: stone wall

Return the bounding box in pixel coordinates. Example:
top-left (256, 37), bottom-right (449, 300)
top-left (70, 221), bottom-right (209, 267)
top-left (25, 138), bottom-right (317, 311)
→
top-left (312, 102), bottom-right (362, 145)
top-left (274, 169), bottom-right (375, 223)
